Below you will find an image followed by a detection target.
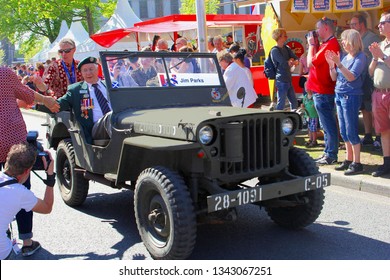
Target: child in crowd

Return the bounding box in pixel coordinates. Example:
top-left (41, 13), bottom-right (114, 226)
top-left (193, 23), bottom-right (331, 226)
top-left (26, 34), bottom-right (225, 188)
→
top-left (301, 83), bottom-right (319, 147)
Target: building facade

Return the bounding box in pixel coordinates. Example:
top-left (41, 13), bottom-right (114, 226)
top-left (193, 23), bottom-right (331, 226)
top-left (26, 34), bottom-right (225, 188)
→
top-left (128, 0), bottom-right (250, 20)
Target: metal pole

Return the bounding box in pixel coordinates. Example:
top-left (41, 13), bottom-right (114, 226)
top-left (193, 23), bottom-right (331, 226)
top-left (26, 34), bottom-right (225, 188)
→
top-left (195, 0), bottom-right (207, 53)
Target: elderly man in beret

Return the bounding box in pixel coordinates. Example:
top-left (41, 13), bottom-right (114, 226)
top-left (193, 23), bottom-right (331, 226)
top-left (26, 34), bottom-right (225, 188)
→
top-left (38, 56), bottom-right (112, 144)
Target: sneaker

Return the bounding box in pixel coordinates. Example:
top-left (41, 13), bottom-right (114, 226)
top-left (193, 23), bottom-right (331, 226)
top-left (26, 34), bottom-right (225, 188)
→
top-left (372, 165), bottom-right (390, 177)
top-left (316, 156), bottom-right (337, 165)
top-left (21, 240), bottom-right (41, 257)
top-left (361, 134), bottom-right (374, 145)
top-left (344, 162), bottom-right (363, 175)
top-left (335, 160), bottom-right (352, 171)
top-left (315, 154), bottom-right (326, 161)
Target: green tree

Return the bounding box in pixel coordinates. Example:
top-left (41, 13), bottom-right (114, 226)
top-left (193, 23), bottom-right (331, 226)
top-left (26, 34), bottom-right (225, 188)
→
top-left (0, 0), bottom-right (116, 57)
top-left (0, 48), bottom-right (5, 65)
top-left (180, 0), bottom-right (220, 14)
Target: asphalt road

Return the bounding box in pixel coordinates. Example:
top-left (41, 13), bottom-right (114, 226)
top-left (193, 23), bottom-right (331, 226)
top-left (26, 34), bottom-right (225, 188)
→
top-left (13, 111), bottom-right (390, 260)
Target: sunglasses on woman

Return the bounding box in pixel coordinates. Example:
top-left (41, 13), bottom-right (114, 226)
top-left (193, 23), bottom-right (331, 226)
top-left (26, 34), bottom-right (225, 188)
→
top-left (58, 48), bottom-right (74, 54)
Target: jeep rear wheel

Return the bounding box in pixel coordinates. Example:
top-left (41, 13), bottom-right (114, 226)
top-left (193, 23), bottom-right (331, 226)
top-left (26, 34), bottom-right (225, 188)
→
top-left (265, 147), bottom-right (325, 229)
top-left (134, 166), bottom-right (196, 260)
top-left (56, 139), bottom-right (89, 206)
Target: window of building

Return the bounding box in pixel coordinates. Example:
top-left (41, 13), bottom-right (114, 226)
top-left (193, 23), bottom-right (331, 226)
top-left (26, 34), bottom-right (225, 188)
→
top-left (155, 0), bottom-right (164, 17)
top-left (171, 0), bottom-right (180, 14)
top-left (139, 0), bottom-right (148, 19)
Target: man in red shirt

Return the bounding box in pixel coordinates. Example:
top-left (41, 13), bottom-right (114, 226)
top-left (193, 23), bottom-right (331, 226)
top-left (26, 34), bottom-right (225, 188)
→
top-left (306, 17), bottom-right (340, 165)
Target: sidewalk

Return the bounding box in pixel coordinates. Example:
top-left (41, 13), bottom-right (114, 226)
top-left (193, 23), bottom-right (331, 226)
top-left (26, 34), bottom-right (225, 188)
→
top-left (319, 165), bottom-right (390, 198)
top-left (22, 109), bottom-right (390, 198)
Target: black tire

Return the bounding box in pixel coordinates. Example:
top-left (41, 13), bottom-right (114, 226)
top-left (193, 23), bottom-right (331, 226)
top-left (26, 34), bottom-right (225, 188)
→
top-left (134, 166), bottom-right (196, 260)
top-left (56, 139), bottom-right (89, 206)
top-left (265, 147), bottom-right (325, 229)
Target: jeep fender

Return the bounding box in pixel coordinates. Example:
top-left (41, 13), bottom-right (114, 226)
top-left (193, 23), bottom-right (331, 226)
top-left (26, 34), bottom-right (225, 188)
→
top-left (116, 136), bottom-right (202, 184)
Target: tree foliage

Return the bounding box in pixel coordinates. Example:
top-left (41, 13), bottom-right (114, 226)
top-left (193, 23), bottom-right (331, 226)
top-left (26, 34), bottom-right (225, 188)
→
top-left (0, 48), bottom-right (4, 66)
top-left (0, 0), bottom-right (116, 56)
top-left (180, 0), bottom-right (220, 14)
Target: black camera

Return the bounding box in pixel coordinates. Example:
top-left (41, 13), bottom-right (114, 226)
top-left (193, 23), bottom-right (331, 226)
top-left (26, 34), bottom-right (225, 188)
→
top-left (305, 30), bottom-right (320, 48)
top-left (26, 131), bottom-right (50, 171)
top-left (305, 30), bottom-right (318, 39)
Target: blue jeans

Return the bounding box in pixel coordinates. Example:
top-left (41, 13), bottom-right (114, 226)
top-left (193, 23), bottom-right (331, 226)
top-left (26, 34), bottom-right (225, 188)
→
top-left (276, 81), bottom-right (298, 110)
top-left (313, 93), bottom-right (338, 160)
top-left (16, 176), bottom-right (33, 240)
top-left (335, 93), bottom-right (362, 145)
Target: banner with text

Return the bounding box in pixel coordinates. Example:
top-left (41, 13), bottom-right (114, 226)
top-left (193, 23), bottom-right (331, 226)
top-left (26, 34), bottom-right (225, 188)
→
top-left (334, 0), bottom-right (357, 12)
top-left (311, 0), bottom-right (332, 13)
top-left (358, 0), bottom-right (383, 10)
top-left (292, 0), bottom-right (310, 13)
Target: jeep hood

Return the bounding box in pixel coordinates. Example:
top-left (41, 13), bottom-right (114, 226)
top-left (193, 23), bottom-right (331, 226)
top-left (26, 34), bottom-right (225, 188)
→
top-left (115, 106), bottom-right (266, 141)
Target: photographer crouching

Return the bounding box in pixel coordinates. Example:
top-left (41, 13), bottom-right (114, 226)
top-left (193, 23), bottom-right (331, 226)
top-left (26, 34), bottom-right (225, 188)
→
top-left (0, 143), bottom-right (55, 260)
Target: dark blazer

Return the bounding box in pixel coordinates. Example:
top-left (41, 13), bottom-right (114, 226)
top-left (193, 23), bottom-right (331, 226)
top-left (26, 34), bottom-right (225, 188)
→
top-left (39, 80), bottom-right (107, 144)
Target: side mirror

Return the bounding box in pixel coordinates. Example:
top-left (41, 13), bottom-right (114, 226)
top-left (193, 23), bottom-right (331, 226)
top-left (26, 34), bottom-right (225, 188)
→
top-left (237, 87), bottom-right (246, 107)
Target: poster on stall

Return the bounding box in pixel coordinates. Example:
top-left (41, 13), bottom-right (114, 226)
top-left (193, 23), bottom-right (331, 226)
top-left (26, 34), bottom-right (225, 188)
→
top-left (334, 0), bottom-right (357, 12)
top-left (358, 0), bottom-right (383, 10)
top-left (311, 0), bottom-right (332, 13)
top-left (292, 0), bottom-right (310, 13)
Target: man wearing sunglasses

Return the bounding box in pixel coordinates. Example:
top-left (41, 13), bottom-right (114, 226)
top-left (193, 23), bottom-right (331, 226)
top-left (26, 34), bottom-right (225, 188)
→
top-left (306, 17), bottom-right (340, 166)
top-left (368, 11), bottom-right (390, 177)
top-left (34, 38), bottom-right (83, 98)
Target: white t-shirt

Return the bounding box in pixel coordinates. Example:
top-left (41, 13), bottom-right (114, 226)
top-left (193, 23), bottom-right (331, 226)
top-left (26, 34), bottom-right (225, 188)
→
top-left (223, 62), bottom-right (257, 108)
top-left (0, 173), bottom-right (37, 260)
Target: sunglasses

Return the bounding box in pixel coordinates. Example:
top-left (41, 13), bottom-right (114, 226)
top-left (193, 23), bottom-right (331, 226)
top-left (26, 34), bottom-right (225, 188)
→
top-left (58, 48), bottom-right (74, 54)
top-left (378, 20), bottom-right (390, 26)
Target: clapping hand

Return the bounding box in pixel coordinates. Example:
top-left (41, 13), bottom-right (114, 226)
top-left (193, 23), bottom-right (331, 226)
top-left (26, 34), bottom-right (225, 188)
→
top-left (325, 50), bottom-right (340, 68)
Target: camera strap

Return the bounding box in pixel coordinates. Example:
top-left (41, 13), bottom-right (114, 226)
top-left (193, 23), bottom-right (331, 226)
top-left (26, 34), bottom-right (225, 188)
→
top-left (32, 170), bottom-right (56, 188)
top-left (0, 178), bottom-right (18, 188)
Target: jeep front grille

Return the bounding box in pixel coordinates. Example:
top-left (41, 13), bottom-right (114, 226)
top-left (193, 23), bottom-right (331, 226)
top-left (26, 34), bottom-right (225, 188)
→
top-left (219, 116), bottom-right (282, 176)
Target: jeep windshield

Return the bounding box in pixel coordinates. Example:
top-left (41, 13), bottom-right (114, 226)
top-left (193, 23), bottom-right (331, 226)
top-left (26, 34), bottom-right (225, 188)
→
top-left (99, 51), bottom-right (230, 112)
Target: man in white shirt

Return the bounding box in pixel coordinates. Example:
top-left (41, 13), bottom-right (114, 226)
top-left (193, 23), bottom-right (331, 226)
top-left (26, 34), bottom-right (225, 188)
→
top-left (0, 143), bottom-right (55, 259)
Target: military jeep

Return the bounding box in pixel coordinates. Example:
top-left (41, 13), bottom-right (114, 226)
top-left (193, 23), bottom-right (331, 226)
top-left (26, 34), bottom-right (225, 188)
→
top-left (46, 51), bottom-right (330, 260)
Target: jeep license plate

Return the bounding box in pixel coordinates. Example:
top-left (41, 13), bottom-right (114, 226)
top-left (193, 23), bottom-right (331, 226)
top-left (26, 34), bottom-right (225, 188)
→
top-left (207, 173), bottom-right (330, 213)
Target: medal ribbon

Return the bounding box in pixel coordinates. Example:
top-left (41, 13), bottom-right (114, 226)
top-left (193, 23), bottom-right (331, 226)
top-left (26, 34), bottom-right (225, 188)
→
top-left (61, 60), bottom-right (76, 84)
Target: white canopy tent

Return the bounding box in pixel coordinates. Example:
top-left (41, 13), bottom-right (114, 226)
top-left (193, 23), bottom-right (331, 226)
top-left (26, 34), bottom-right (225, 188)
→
top-left (46, 18), bottom-right (90, 60)
top-left (74, 0), bottom-right (141, 60)
top-left (31, 20), bottom-right (69, 62)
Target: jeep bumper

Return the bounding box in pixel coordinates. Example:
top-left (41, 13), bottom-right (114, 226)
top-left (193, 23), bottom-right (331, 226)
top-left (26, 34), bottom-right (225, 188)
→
top-left (207, 173), bottom-right (331, 212)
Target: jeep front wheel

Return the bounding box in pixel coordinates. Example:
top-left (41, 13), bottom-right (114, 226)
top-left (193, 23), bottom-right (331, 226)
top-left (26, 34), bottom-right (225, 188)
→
top-left (265, 147), bottom-right (325, 229)
top-left (56, 139), bottom-right (89, 206)
top-left (134, 166), bottom-right (196, 260)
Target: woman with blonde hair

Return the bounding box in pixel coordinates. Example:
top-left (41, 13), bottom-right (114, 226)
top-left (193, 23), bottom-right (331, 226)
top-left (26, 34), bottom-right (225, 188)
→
top-left (325, 29), bottom-right (367, 175)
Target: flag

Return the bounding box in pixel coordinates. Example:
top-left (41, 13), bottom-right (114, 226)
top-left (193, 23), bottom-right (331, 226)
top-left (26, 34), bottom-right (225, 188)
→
top-left (251, 3), bottom-right (261, 15)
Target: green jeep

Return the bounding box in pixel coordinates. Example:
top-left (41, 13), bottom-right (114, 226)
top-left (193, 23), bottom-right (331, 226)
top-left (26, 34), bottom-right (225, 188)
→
top-left (46, 51), bottom-right (330, 259)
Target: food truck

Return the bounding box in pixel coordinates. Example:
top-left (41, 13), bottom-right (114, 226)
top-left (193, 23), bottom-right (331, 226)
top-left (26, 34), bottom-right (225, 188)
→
top-left (90, 0), bottom-right (390, 101)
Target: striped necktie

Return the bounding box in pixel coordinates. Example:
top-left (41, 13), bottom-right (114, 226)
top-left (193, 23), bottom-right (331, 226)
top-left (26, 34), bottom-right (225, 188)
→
top-left (92, 83), bottom-right (110, 115)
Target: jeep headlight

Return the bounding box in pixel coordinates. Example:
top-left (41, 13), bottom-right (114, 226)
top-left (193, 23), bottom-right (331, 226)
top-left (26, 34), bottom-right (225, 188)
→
top-left (199, 125), bottom-right (214, 145)
top-left (282, 118), bottom-right (294, 135)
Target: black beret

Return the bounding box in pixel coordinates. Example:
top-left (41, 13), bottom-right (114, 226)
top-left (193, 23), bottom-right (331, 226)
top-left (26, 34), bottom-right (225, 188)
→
top-left (77, 56), bottom-right (97, 70)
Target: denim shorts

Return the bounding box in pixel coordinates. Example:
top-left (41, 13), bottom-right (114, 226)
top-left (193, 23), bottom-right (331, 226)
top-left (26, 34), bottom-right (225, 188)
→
top-left (335, 93), bottom-right (362, 145)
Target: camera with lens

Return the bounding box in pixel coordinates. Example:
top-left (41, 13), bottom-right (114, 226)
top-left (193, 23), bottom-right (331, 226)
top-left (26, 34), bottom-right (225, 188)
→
top-left (305, 30), bottom-right (318, 39)
top-left (305, 30), bottom-right (319, 48)
top-left (26, 131), bottom-right (50, 171)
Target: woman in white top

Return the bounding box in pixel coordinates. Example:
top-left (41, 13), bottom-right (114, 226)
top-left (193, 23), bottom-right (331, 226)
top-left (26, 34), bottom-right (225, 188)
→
top-left (232, 48), bottom-right (253, 86)
top-left (218, 52), bottom-right (257, 108)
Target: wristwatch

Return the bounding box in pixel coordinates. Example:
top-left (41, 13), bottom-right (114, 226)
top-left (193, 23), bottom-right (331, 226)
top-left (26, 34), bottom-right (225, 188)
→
top-left (383, 54), bottom-right (388, 61)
